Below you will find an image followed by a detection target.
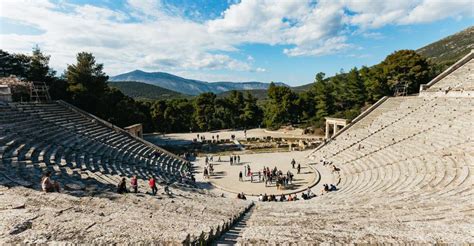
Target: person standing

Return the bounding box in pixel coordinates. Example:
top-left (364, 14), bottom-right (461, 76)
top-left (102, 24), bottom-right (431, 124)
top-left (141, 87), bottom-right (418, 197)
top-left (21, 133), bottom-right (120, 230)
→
top-left (130, 175), bottom-right (138, 193)
top-left (149, 177), bottom-right (157, 195)
top-left (291, 158), bottom-right (296, 169)
top-left (239, 171), bottom-right (243, 181)
top-left (297, 163), bottom-right (301, 174)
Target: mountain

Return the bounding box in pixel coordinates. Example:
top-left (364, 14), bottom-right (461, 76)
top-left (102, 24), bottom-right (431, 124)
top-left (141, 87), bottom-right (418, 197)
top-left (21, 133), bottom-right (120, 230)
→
top-left (109, 81), bottom-right (185, 100)
top-left (293, 26), bottom-right (474, 91)
top-left (109, 70), bottom-right (287, 95)
top-left (417, 26), bottom-right (474, 68)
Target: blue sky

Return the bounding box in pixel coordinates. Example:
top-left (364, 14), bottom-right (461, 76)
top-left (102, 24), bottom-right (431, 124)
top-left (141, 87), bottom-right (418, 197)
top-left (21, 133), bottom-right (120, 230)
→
top-left (1, 0), bottom-right (473, 86)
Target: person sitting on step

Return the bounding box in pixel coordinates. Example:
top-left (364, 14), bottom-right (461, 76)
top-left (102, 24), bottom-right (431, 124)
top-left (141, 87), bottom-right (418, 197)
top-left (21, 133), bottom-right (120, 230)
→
top-left (117, 177), bottom-right (128, 194)
top-left (41, 171), bottom-right (60, 193)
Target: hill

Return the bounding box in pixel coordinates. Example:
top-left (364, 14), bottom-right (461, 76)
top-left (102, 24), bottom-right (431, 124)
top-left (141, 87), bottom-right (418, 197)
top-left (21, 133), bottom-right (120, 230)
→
top-left (417, 26), bottom-right (474, 68)
top-left (109, 81), bottom-right (185, 100)
top-left (109, 70), bottom-right (287, 95)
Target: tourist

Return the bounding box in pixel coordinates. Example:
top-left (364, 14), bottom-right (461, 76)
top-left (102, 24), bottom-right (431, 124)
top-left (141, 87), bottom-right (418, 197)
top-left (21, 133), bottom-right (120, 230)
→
top-left (117, 177), bottom-right (127, 194)
top-left (297, 163), bottom-right (301, 174)
top-left (279, 194), bottom-right (286, 202)
top-left (216, 134), bottom-right (219, 141)
top-left (218, 156), bottom-right (221, 162)
top-left (247, 165), bottom-right (251, 177)
top-left (130, 175), bottom-right (138, 193)
top-left (230, 156), bottom-right (234, 165)
top-left (149, 177), bottom-right (157, 195)
top-left (306, 188), bottom-right (314, 198)
top-left (164, 184), bottom-right (171, 196)
top-left (330, 184), bottom-right (337, 191)
top-left (239, 171), bottom-right (243, 181)
top-left (204, 168), bottom-right (209, 179)
top-left (237, 155), bottom-right (240, 163)
top-left (262, 193), bottom-right (268, 202)
top-left (241, 192), bottom-right (247, 200)
top-left (258, 171), bottom-right (261, 182)
top-left (258, 194), bottom-right (263, 201)
top-left (323, 184), bottom-right (330, 193)
top-left (41, 171), bottom-right (60, 193)
top-left (291, 158), bottom-right (296, 169)
top-left (244, 165), bottom-right (247, 176)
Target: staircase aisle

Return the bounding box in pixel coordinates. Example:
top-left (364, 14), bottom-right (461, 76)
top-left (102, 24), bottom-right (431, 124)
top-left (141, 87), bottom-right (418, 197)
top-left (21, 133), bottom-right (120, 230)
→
top-left (213, 204), bottom-right (255, 245)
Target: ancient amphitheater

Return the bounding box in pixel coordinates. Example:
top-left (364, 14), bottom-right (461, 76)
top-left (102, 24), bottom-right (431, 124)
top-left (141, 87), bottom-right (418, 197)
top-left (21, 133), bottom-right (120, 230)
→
top-left (0, 51), bottom-right (473, 244)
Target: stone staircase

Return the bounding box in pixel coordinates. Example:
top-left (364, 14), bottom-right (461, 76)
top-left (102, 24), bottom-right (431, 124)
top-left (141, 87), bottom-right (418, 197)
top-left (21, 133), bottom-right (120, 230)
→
top-left (213, 203), bottom-right (255, 245)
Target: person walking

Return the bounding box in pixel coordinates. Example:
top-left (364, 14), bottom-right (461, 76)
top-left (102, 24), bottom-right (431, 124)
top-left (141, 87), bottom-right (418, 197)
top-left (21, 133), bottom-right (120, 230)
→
top-left (149, 177), bottom-right (157, 195)
top-left (297, 163), bottom-right (301, 174)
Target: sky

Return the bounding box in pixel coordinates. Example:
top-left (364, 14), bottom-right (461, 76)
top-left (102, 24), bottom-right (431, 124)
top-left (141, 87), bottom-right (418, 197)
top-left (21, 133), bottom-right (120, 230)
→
top-left (0, 0), bottom-right (473, 86)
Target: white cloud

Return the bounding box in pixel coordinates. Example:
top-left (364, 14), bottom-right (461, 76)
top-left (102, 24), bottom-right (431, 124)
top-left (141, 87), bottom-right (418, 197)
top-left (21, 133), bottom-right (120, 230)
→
top-left (0, 0), bottom-right (472, 78)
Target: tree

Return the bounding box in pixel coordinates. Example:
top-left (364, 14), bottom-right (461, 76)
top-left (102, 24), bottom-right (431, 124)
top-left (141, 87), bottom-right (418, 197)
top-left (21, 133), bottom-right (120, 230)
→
top-left (264, 83), bottom-right (299, 128)
top-left (65, 52), bottom-right (108, 114)
top-left (380, 50), bottom-right (431, 94)
top-left (27, 46), bottom-right (56, 82)
top-left (311, 73), bottom-right (334, 122)
top-left (194, 92), bottom-right (217, 131)
top-left (241, 92), bottom-right (263, 128)
top-left (344, 67), bottom-right (366, 107)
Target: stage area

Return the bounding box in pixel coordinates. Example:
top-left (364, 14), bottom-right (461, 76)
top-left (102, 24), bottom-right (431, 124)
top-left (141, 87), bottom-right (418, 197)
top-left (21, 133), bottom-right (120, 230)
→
top-left (194, 150), bottom-right (320, 196)
top-left (145, 128), bottom-right (320, 146)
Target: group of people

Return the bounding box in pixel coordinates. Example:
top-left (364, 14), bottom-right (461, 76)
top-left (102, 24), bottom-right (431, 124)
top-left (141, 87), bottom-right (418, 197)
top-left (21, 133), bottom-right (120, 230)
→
top-left (238, 164), bottom-right (252, 181)
top-left (291, 158), bottom-right (302, 174)
top-left (229, 155), bottom-right (241, 165)
top-left (203, 163), bottom-right (214, 179)
top-left (258, 193), bottom-right (299, 202)
top-left (263, 166), bottom-right (294, 189)
top-left (236, 192), bottom-right (247, 200)
top-left (322, 183), bottom-right (337, 193)
top-left (195, 134), bottom-right (220, 142)
top-left (117, 176), bottom-right (171, 196)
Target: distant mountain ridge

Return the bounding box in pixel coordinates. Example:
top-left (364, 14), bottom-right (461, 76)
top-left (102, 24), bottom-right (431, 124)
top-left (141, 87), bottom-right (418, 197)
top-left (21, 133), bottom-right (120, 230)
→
top-left (110, 70), bottom-right (287, 95)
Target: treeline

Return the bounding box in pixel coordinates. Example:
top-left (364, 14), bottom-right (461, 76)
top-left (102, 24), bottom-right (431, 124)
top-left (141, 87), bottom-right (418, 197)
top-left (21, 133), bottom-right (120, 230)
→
top-left (0, 48), bottom-right (438, 133)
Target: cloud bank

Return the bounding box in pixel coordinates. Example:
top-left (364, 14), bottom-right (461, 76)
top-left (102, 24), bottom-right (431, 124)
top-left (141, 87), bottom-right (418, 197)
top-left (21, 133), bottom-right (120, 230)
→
top-left (1, 0), bottom-right (472, 77)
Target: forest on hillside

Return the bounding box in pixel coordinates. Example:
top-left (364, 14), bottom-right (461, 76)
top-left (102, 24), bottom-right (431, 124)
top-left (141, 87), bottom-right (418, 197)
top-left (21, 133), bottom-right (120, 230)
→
top-left (0, 47), bottom-right (440, 133)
